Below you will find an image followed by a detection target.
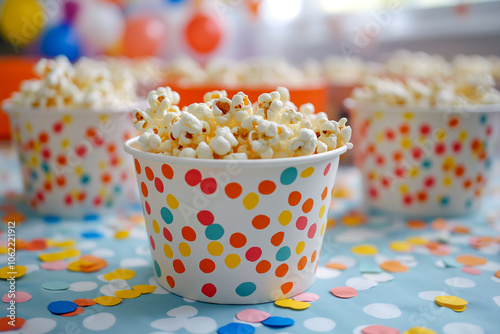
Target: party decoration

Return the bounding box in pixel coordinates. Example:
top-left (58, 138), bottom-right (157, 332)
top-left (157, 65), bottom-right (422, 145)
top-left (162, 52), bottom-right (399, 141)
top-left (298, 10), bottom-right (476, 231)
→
top-left (40, 23), bottom-right (81, 61)
top-left (0, 0), bottom-right (44, 47)
top-left (122, 14), bottom-right (167, 58)
top-left (184, 12), bottom-right (223, 54)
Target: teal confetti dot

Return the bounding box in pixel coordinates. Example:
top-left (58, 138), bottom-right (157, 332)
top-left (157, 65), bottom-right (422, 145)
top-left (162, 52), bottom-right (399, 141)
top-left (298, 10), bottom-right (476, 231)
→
top-left (81, 174), bottom-right (90, 184)
top-left (42, 281), bottom-right (70, 291)
top-left (154, 260), bottom-right (161, 278)
top-left (41, 161), bottom-right (50, 173)
top-left (465, 199), bottom-right (473, 208)
top-left (31, 169), bottom-right (38, 180)
top-left (235, 282), bottom-right (256, 297)
top-left (276, 246), bottom-right (291, 261)
top-left (114, 185), bottom-right (121, 193)
top-left (440, 196), bottom-right (450, 206)
top-left (205, 224), bottom-right (224, 240)
top-left (280, 167), bottom-right (297, 185)
top-left (161, 207), bottom-right (173, 224)
top-left (421, 159), bottom-right (432, 169)
top-left (480, 114), bottom-right (487, 124)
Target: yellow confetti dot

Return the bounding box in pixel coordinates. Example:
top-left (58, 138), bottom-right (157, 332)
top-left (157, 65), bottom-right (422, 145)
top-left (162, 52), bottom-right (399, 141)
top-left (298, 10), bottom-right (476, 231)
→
top-left (295, 241), bottom-right (305, 255)
top-left (114, 230), bottom-right (129, 239)
top-left (409, 167), bottom-right (419, 178)
top-left (278, 210), bottom-right (292, 226)
top-left (132, 285), bottom-right (157, 294)
top-left (390, 241), bottom-right (413, 253)
top-left (435, 295), bottom-right (468, 311)
top-left (25, 122), bottom-right (32, 132)
top-left (164, 244), bottom-right (173, 258)
top-left (99, 161), bottom-right (107, 170)
top-left (61, 138), bottom-right (70, 149)
top-left (442, 156), bottom-right (455, 171)
top-left (39, 252), bottom-right (64, 262)
top-left (113, 269), bottom-right (135, 280)
top-left (300, 167), bottom-right (314, 178)
top-left (152, 220), bottom-right (160, 234)
top-left (374, 111), bottom-right (384, 119)
top-left (207, 241), bottom-right (224, 256)
top-left (442, 176), bottom-right (453, 187)
top-left (0, 265), bottom-right (27, 279)
top-left (67, 261), bottom-right (83, 272)
top-left (62, 114), bottom-right (72, 124)
top-left (275, 298), bottom-right (310, 310)
top-left (224, 254), bottom-right (241, 269)
top-left (99, 114), bottom-right (110, 124)
top-left (319, 205), bottom-right (326, 219)
top-left (114, 289), bottom-right (141, 299)
top-left (320, 222), bottom-right (326, 236)
top-left (404, 327), bottom-right (437, 334)
top-left (399, 184), bottom-right (409, 194)
top-left (404, 112), bottom-right (414, 120)
top-left (458, 130), bottom-right (468, 142)
top-left (400, 137), bottom-right (412, 149)
top-left (435, 129), bottom-right (447, 142)
top-left (103, 273), bottom-right (117, 281)
top-left (166, 194), bottom-right (179, 209)
top-left (94, 296), bottom-right (122, 306)
top-left (407, 236), bottom-right (428, 245)
top-left (75, 166), bottom-right (83, 176)
top-left (352, 244), bottom-right (378, 256)
top-left (54, 240), bottom-right (76, 248)
top-left (33, 141), bottom-right (41, 153)
top-left (342, 214), bottom-right (364, 226)
top-left (178, 242), bottom-right (191, 257)
top-left (375, 131), bottom-right (385, 143)
top-left (0, 246), bottom-right (8, 254)
top-left (242, 192), bottom-right (259, 210)
top-left (62, 249), bottom-right (80, 258)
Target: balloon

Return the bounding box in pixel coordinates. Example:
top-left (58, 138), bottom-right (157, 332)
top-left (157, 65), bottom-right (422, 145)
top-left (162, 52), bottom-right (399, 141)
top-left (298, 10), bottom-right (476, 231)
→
top-left (122, 15), bottom-right (166, 58)
top-left (40, 23), bottom-right (81, 61)
top-left (185, 12), bottom-right (223, 54)
top-left (0, 0), bottom-right (45, 47)
top-left (75, 0), bottom-right (124, 55)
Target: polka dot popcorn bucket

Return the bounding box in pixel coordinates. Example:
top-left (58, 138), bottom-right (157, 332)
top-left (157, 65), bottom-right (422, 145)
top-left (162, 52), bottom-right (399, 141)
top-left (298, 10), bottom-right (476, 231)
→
top-left (125, 137), bottom-right (347, 304)
top-left (349, 101), bottom-right (500, 217)
top-left (6, 105), bottom-right (138, 218)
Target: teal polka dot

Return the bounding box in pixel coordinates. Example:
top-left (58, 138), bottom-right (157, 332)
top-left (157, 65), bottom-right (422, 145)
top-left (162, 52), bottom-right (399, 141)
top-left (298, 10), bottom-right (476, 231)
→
top-left (280, 167), bottom-right (297, 185)
top-left (276, 246), bottom-right (291, 261)
top-left (486, 159), bottom-right (492, 169)
top-left (161, 207), bottom-right (173, 224)
top-left (440, 196), bottom-right (450, 206)
top-left (421, 159), bottom-right (432, 169)
top-left (114, 185), bottom-right (121, 193)
top-left (205, 224), bottom-right (224, 240)
top-left (154, 260), bottom-right (161, 277)
top-left (31, 170), bottom-right (38, 180)
top-left (41, 161), bottom-right (50, 173)
top-left (235, 282), bottom-right (257, 297)
top-left (480, 114), bottom-right (487, 125)
top-left (465, 199), bottom-right (473, 208)
top-left (81, 174), bottom-right (90, 184)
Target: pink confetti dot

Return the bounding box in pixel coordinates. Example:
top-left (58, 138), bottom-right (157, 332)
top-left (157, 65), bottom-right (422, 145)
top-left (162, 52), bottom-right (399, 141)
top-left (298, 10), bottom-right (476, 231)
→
top-left (40, 261), bottom-right (68, 271)
top-left (2, 291), bottom-right (32, 303)
top-left (361, 324), bottom-right (400, 334)
top-left (330, 286), bottom-right (357, 299)
top-left (461, 267), bottom-right (482, 275)
top-left (236, 309), bottom-right (271, 323)
top-left (292, 292), bottom-right (320, 302)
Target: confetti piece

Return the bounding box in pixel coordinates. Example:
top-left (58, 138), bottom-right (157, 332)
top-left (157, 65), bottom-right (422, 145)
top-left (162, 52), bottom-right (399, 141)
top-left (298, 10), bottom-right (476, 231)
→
top-left (342, 213), bottom-right (365, 226)
top-left (54, 240), bottom-right (76, 248)
top-left (425, 242), bottom-right (451, 256)
top-left (430, 219), bottom-right (448, 231)
top-left (217, 322), bottom-right (255, 334)
top-left (452, 225), bottom-right (470, 234)
top-left (403, 327), bottom-right (436, 334)
top-left (105, 269), bottom-right (135, 280)
top-left (292, 292), bottom-right (320, 302)
top-left (390, 241), bottom-right (413, 253)
top-left (274, 298), bottom-right (310, 310)
top-left (495, 270), bottom-right (500, 279)
top-left (61, 307), bottom-right (84, 317)
top-left (407, 220), bottom-right (426, 230)
top-left (330, 286), bottom-right (357, 299)
top-left (93, 296), bottom-right (122, 306)
top-left (435, 295), bottom-right (468, 312)
top-left (362, 324), bottom-right (400, 334)
top-left (359, 263), bottom-right (382, 274)
top-left (132, 285), bottom-right (157, 294)
top-left (0, 265), bottom-right (27, 279)
top-left (41, 261), bottom-right (68, 271)
top-left (74, 298), bottom-right (96, 307)
top-left (455, 254), bottom-right (488, 266)
top-left (68, 255), bottom-right (108, 273)
top-left (443, 257), bottom-right (461, 268)
top-left (352, 244), bottom-right (378, 256)
top-left (380, 260), bottom-right (409, 273)
top-left (0, 316), bottom-right (25, 330)
top-left (26, 238), bottom-right (48, 251)
top-left (362, 273), bottom-right (394, 282)
top-left (1, 291), bottom-right (32, 303)
top-left (48, 301), bottom-right (78, 315)
top-left (114, 290), bottom-right (141, 299)
top-left (469, 236), bottom-right (495, 249)
top-left (81, 231), bottom-right (104, 239)
top-left (461, 267), bottom-right (481, 275)
top-left (39, 249), bottom-right (80, 262)
top-left (261, 316), bottom-right (294, 327)
top-left (325, 262), bottom-right (347, 270)
top-left (114, 230), bottom-right (129, 239)
top-left (1, 211), bottom-right (25, 224)
top-left (0, 246), bottom-right (6, 254)
top-left (406, 236), bottom-right (428, 245)
top-left (236, 309), bottom-right (270, 323)
top-left (103, 273), bottom-right (117, 281)
top-left (42, 281), bottom-right (70, 291)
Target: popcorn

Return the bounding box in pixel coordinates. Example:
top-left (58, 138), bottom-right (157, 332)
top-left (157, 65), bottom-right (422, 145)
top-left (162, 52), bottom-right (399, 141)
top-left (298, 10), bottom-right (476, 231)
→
top-left (132, 86), bottom-right (352, 159)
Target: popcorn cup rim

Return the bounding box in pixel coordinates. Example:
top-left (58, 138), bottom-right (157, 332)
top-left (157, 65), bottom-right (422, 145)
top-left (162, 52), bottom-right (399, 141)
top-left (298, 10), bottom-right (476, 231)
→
top-left (124, 136), bottom-right (348, 169)
top-left (2, 99), bottom-right (140, 115)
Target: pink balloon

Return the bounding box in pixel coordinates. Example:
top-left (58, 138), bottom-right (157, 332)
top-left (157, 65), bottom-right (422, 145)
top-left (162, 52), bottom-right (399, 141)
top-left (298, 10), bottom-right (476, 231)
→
top-left (123, 14), bottom-right (167, 58)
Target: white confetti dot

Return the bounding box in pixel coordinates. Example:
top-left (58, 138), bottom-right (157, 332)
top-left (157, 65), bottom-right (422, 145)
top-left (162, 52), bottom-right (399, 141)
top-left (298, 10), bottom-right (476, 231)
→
top-left (478, 243), bottom-right (500, 255)
top-left (346, 277), bottom-right (378, 290)
top-left (83, 312), bottom-right (116, 331)
top-left (418, 291), bottom-right (447, 301)
top-left (435, 260), bottom-right (446, 269)
top-left (395, 255), bottom-right (418, 267)
top-left (136, 245), bottom-right (150, 255)
top-left (492, 276), bottom-right (500, 284)
top-left (183, 298), bottom-right (196, 303)
top-left (445, 277), bottom-right (476, 288)
top-left (363, 303), bottom-right (402, 319)
top-left (303, 317), bottom-right (336, 332)
top-left (16, 317), bottom-right (56, 334)
top-left (232, 317), bottom-right (263, 328)
top-left (24, 264), bottom-right (39, 274)
top-left (362, 273), bottom-right (394, 282)
top-left (69, 281), bottom-right (98, 292)
top-left (184, 316), bottom-right (217, 334)
top-left (336, 228), bottom-right (384, 243)
top-left (120, 257), bottom-right (149, 268)
top-left (149, 276), bottom-right (169, 294)
top-left (493, 296), bottom-right (500, 307)
top-left (352, 325), bottom-right (368, 334)
top-left (326, 256), bottom-right (356, 268)
top-left (167, 305), bottom-right (198, 318)
top-left (92, 248), bottom-right (115, 257)
top-left (315, 266), bottom-right (341, 279)
top-left (443, 322), bottom-right (484, 334)
top-left (151, 317), bottom-right (184, 332)
top-left (477, 261), bottom-right (500, 272)
top-left (413, 246), bottom-right (430, 255)
top-left (100, 279), bottom-right (130, 296)
top-left (78, 241), bottom-right (97, 250)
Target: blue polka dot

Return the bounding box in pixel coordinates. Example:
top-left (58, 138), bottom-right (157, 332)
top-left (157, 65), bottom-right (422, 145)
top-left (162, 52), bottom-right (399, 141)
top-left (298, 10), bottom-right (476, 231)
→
top-left (262, 316), bottom-right (294, 328)
top-left (440, 196), bottom-right (450, 206)
top-left (480, 114), bottom-right (487, 124)
top-left (421, 159), bottom-right (432, 169)
top-left (235, 282), bottom-right (257, 297)
top-left (81, 174), bottom-right (90, 184)
top-left (486, 158), bottom-right (492, 169)
top-left (81, 231), bottom-right (103, 239)
top-left (205, 224), bottom-right (224, 240)
top-left (47, 301), bottom-right (77, 315)
top-left (217, 323), bottom-right (255, 334)
top-left (43, 215), bottom-right (61, 223)
top-left (154, 260), bottom-right (161, 278)
top-left (41, 161), bottom-right (50, 173)
top-left (276, 246), bottom-right (291, 261)
top-left (83, 214), bottom-right (98, 221)
top-left (161, 207), bottom-right (173, 224)
top-left (280, 167), bottom-right (297, 185)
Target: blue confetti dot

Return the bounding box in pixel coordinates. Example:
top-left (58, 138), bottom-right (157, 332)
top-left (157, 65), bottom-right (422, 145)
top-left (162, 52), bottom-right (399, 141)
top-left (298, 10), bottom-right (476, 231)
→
top-left (486, 158), bottom-right (492, 169)
top-left (81, 231), bottom-right (103, 239)
top-left (41, 161), bottom-right (50, 173)
top-left (235, 282), bottom-right (256, 297)
top-left (43, 215), bottom-right (61, 223)
top-left (217, 323), bottom-right (255, 334)
top-left (262, 316), bottom-right (294, 328)
top-left (161, 207), bottom-right (173, 224)
top-left (48, 300), bottom-right (77, 315)
top-left (440, 196), bottom-right (450, 206)
top-left (83, 214), bottom-right (99, 221)
top-left (480, 114), bottom-right (487, 124)
top-left (276, 246), bottom-right (291, 261)
top-left (81, 174), bottom-right (90, 184)
top-left (421, 159), bottom-right (432, 169)
top-left (154, 260), bottom-right (161, 278)
top-left (205, 224), bottom-right (224, 240)
top-left (280, 167), bottom-right (297, 185)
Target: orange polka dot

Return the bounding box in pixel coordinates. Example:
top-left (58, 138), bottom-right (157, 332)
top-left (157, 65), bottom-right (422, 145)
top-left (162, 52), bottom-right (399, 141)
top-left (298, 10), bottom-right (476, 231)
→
top-left (107, 143), bottom-right (116, 154)
top-left (380, 260), bottom-right (408, 272)
top-left (162, 164), bottom-right (173, 179)
top-left (225, 183), bottom-right (242, 199)
top-left (297, 256), bottom-right (307, 271)
top-left (199, 258), bottom-right (216, 273)
top-left (256, 260), bottom-right (271, 274)
top-left (456, 254), bottom-right (487, 266)
top-left (271, 232), bottom-right (284, 247)
top-left (326, 262), bottom-right (346, 270)
top-left (416, 191), bottom-right (428, 202)
top-left (166, 276), bottom-right (175, 288)
top-left (145, 167), bottom-right (154, 181)
top-left (252, 215), bottom-right (270, 230)
top-left (141, 182), bottom-right (148, 197)
top-left (275, 263), bottom-right (288, 277)
top-left (288, 191), bottom-right (301, 206)
top-left (102, 173), bottom-right (111, 184)
top-left (173, 259), bottom-right (185, 273)
top-left (453, 225), bottom-right (470, 234)
top-left (455, 165), bottom-right (465, 177)
top-left (302, 199), bottom-right (314, 213)
top-left (431, 218), bottom-right (448, 230)
top-left (321, 187), bottom-right (328, 201)
top-left (495, 270), bottom-right (500, 279)
top-left (463, 179), bottom-right (472, 189)
top-left (311, 250), bottom-right (317, 263)
top-left (258, 180), bottom-right (276, 195)
top-left (230, 233), bottom-right (247, 248)
top-left (135, 159), bottom-right (141, 174)
top-left (407, 220), bottom-right (426, 230)
top-left (181, 226), bottom-right (196, 241)
top-left (281, 282), bottom-right (293, 294)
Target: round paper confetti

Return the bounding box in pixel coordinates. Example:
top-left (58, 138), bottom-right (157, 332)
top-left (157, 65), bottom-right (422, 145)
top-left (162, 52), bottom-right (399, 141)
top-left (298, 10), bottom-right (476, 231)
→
top-left (40, 260), bottom-right (68, 271)
top-left (435, 295), bottom-right (468, 308)
top-left (404, 327), bottom-right (436, 334)
top-left (83, 312), bottom-right (116, 331)
top-left (48, 300), bottom-right (78, 315)
top-left (1, 291), bottom-right (32, 303)
top-left (362, 324), bottom-right (400, 334)
top-left (442, 323), bottom-right (484, 334)
top-left (303, 317), bottom-right (336, 332)
top-left (331, 286), bottom-right (358, 299)
top-left (292, 292), bottom-right (320, 302)
top-left (94, 296), bottom-right (122, 306)
top-left (346, 277), bottom-right (378, 290)
top-left (363, 303), bottom-right (402, 319)
top-left (261, 316), bottom-right (294, 327)
top-left (275, 298), bottom-right (310, 310)
top-left (352, 244), bottom-right (378, 256)
top-left (61, 307), bottom-right (84, 317)
top-left (236, 309), bottom-right (270, 323)
top-left (217, 322), bottom-right (255, 334)
top-left (380, 260), bottom-right (409, 273)
top-left (0, 316), bottom-right (25, 331)
top-left (0, 265), bottom-right (27, 279)
top-left (114, 290), bottom-right (141, 299)
top-left (69, 281), bottom-right (98, 292)
top-left (456, 254), bottom-right (488, 266)
top-left (445, 277), bottom-right (476, 288)
top-left (461, 267), bottom-right (482, 275)
top-left (42, 281), bottom-right (70, 291)
top-left (132, 285), bottom-right (157, 294)
top-left (74, 298), bottom-right (96, 307)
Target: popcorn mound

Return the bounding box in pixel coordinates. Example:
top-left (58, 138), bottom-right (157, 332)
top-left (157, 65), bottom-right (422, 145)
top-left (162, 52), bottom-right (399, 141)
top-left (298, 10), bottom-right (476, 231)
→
top-left (133, 87), bottom-right (352, 159)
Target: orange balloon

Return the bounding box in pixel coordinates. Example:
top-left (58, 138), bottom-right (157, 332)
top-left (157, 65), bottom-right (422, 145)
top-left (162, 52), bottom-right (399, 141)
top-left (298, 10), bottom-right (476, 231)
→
top-left (185, 12), bottom-right (223, 54)
top-left (123, 15), bottom-right (166, 58)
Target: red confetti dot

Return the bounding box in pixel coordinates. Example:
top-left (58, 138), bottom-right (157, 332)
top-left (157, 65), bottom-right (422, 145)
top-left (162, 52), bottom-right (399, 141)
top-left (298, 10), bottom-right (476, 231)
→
top-left (145, 201), bottom-right (151, 215)
top-left (39, 131), bottom-right (49, 143)
top-left (135, 159), bottom-right (141, 174)
top-left (411, 147), bottom-right (424, 160)
top-left (173, 259), bottom-right (185, 273)
top-left (154, 177), bottom-right (164, 193)
top-left (200, 178), bottom-right (217, 194)
top-left (452, 141), bottom-right (462, 153)
top-left (42, 148), bottom-right (51, 160)
top-left (93, 196), bottom-right (102, 206)
top-left (307, 223), bottom-right (317, 239)
top-left (369, 187), bottom-right (379, 199)
top-left (399, 123), bottom-right (410, 135)
top-left (53, 121), bottom-right (63, 133)
top-left (64, 194), bottom-right (72, 206)
top-left (75, 145), bottom-right (87, 158)
top-left (324, 163), bottom-right (331, 176)
top-left (166, 276), bottom-right (175, 288)
top-left (245, 247), bottom-right (262, 262)
top-left (145, 167), bottom-right (154, 181)
top-left (162, 164), bottom-right (174, 179)
top-left (423, 176), bottom-right (435, 188)
top-left (163, 227), bottom-right (173, 242)
top-left (0, 316), bottom-right (25, 330)
top-left (185, 169), bottom-right (202, 186)
top-left (201, 283), bottom-right (217, 298)
top-left (385, 129), bottom-right (395, 140)
top-left (197, 210), bottom-right (214, 226)
top-left (199, 258), bottom-right (216, 273)
top-left (296, 216), bottom-right (308, 230)
top-left (403, 194), bottom-right (413, 206)
top-left (420, 123), bottom-right (431, 135)
top-left (182, 226), bottom-right (196, 242)
top-left (149, 235), bottom-right (155, 250)
top-left (435, 143), bottom-right (446, 155)
top-left (375, 154), bottom-right (385, 166)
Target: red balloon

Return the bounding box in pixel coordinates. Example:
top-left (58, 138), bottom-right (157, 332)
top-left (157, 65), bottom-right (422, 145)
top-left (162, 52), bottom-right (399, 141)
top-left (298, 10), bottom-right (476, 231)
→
top-left (185, 12), bottom-right (223, 54)
top-left (123, 15), bottom-right (167, 58)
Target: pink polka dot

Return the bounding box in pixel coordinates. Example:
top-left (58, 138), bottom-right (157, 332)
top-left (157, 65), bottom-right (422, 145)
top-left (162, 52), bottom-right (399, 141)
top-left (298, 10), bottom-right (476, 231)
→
top-left (185, 169), bottom-right (202, 186)
top-left (324, 163), bottom-right (331, 176)
top-left (150, 235), bottom-right (155, 250)
top-left (461, 267), bottom-right (481, 275)
top-left (307, 223), bottom-right (317, 239)
top-left (245, 247), bottom-right (262, 262)
top-left (201, 283), bottom-right (217, 298)
top-left (330, 286), bottom-right (357, 299)
top-left (296, 216), bottom-right (308, 230)
top-left (163, 227), bottom-right (173, 242)
top-left (200, 178), bottom-right (217, 195)
top-left (145, 201), bottom-right (151, 215)
top-left (197, 210), bottom-right (214, 226)
top-left (154, 177), bottom-right (164, 193)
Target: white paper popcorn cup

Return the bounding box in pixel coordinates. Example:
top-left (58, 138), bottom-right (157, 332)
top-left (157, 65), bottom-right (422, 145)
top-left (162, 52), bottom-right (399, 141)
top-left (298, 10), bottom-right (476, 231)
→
top-left (6, 105), bottom-right (137, 219)
top-left (125, 137), bottom-right (347, 304)
top-left (349, 101), bottom-right (500, 217)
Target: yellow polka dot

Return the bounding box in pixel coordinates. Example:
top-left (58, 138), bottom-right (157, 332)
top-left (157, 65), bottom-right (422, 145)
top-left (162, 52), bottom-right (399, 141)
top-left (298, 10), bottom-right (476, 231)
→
top-left (61, 138), bottom-right (70, 149)
top-left (98, 188), bottom-right (107, 197)
top-left (442, 176), bottom-right (453, 187)
top-left (164, 244), bottom-right (173, 258)
top-left (0, 265), bottom-right (27, 279)
top-left (113, 269), bottom-right (135, 280)
top-left (100, 115), bottom-right (110, 124)
top-left (178, 242), bottom-right (191, 257)
top-left (435, 295), bottom-right (468, 308)
top-left (442, 156), bottom-right (455, 171)
top-left (242, 192), bottom-right (259, 210)
top-left (114, 230), bottom-right (129, 239)
top-left (62, 114), bottom-right (72, 124)
top-left (342, 214), bottom-right (364, 226)
top-left (115, 289), bottom-right (141, 299)
top-left (166, 194), bottom-right (179, 209)
top-left (94, 296), bottom-right (122, 306)
top-left (278, 210), bottom-right (292, 226)
top-left (103, 272), bottom-right (117, 281)
top-left (390, 241), bottom-right (413, 252)
top-left (459, 130), bottom-right (468, 142)
top-left (407, 236), bottom-right (428, 245)
top-left (117, 157), bottom-right (123, 167)
top-left (25, 122), bottom-right (32, 132)
top-left (296, 241), bottom-right (305, 254)
top-left (375, 132), bottom-right (385, 143)
top-left (132, 285), bottom-right (157, 294)
top-left (275, 298), bottom-right (311, 310)
top-left (99, 161), bottom-right (107, 170)
top-left (319, 205), bottom-right (326, 219)
top-left (399, 184), bottom-right (409, 194)
top-left (31, 156), bottom-right (38, 167)
top-left (404, 327), bottom-right (436, 334)
top-left (33, 141), bottom-right (41, 152)
top-left (207, 241), bottom-right (224, 256)
top-left (320, 223), bottom-right (326, 236)
top-left (300, 167), bottom-right (314, 178)
top-left (434, 129), bottom-right (447, 142)
top-left (62, 249), bottom-right (80, 258)
top-left (409, 167), bottom-right (419, 178)
top-left (351, 244), bottom-right (378, 255)
top-left (152, 220), bottom-right (160, 234)
top-left (374, 111), bottom-right (384, 119)
top-left (75, 166), bottom-right (83, 175)
top-left (400, 137), bottom-right (412, 149)
top-left (224, 254), bottom-right (241, 269)
top-left (404, 112), bottom-right (414, 120)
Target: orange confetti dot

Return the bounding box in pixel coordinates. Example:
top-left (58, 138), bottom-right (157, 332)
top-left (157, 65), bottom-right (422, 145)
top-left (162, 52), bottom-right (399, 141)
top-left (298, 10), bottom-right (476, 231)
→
top-left (495, 270), bottom-right (500, 279)
top-left (225, 182), bottom-right (242, 199)
top-left (26, 238), bottom-right (48, 251)
top-left (2, 211), bottom-right (25, 224)
top-left (452, 225), bottom-right (470, 234)
top-left (0, 316), bottom-right (25, 330)
top-left (380, 260), bottom-right (409, 272)
top-left (469, 236), bottom-right (494, 249)
top-left (61, 307), bottom-right (84, 317)
top-left (74, 298), bottom-right (96, 307)
top-left (258, 180), bottom-right (276, 195)
top-left (407, 220), bottom-right (426, 230)
top-left (325, 262), bottom-right (347, 270)
top-left (431, 218), bottom-right (448, 230)
top-left (455, 254), bottom-right (488, 266)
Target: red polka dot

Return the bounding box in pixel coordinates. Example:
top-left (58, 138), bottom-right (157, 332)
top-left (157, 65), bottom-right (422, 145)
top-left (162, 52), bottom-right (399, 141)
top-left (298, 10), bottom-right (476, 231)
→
top-left (381, 176), bottom-right (391, 188)
top-left (420, 123), bottom-right (431, 135)
top-left (271, 232), bottom-right (284, 247)
top-left (53, 121), bottom-right (63, 133)
top-left (154, 178), bottom-right (164, 193)
top-left (135, 159), bottom-right (141, 174)
top-left (321, 187), bottom-right (328, 201)
top-left (93, 196), bottom-right (102, 206)
top-left (275, 264), bottom-right (288, 277)
top-left (141, 182), bottom-right (148, 197)
top-left (225, 183), bottom-right (242, 199)
top-left (230, 233), bottom-right (247, 248)
top-left (369, 187), bottom-right (379, 199)
top-left (149, 235), bottom-right (155, 250)
top-left (163, 227), bottom-right (173, 242)
top-left (200, 178), bottom-right (217, 194)
top-left (75, 145), bottom-right (87, 158)
top-left (145, 167), bottom-right (154, 181)
top-left (197, 210), bottom-right (214, 226)
top-left (166, 276), bottom-right (175, 288)
top-left (173, 259), bottom-right (185, 273)
top-left (162, 164), bottom-right (174, 179)
top-left (281, 282), bottom-right (293, 294)
top-left (245, 247), bottom-right (262, 262)
top-left (252, 215), bottom-right (270, 230)
top-left (296, 216), bottom-right (308, 230)
top-left (185, 169), bottom-right (202, 186)
top-left (258, 180), bottom-right (276, 195)
top-left (182, 226), bottom-right (196, 242)
top-left (411, 147), bottom-right (424, 160)
top-left (435, 143), bottom-right (446, 155)
top-left (308, 223), bottom-right (317, 239)
top-left (39, 131), bottom-right (49, 143)
top-left (302, 198), bottom-right (314, 213)
top-left (288, 191), bottom-right (301, 206)
top-left (41, 148), bottom-right (51, 160)
top-left (423, 176), bottom-right (435, 188)
top-left (324, 163), bottom-right (331, 176)
top-left (486, 125), bottom-right (492, 136)
top-left (403, 194), bottom-right (413, 206)
top-left (395, 166), bottom-right (407, 178)
top-left (145, 201), bottom-right (151, 215)
top-left (256, 260), bottom-right (271, 274)
top-left (199, 259), bottom-right (215, 273)
top-left (201, 283), bottom-right (217, 298)
top-left (64, 194), bottom-right (72, 206)
top-left (298, 256), bottom-right (307, 271)
top-left (452, 141), bottom-right (462, 153)
top-left (385, 129), bottom-right (395, 140)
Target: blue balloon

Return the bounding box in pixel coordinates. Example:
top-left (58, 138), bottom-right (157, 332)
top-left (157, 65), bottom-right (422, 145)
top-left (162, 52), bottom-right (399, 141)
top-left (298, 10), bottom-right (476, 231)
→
top-left (40, 23), bottom-right (81, 61)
